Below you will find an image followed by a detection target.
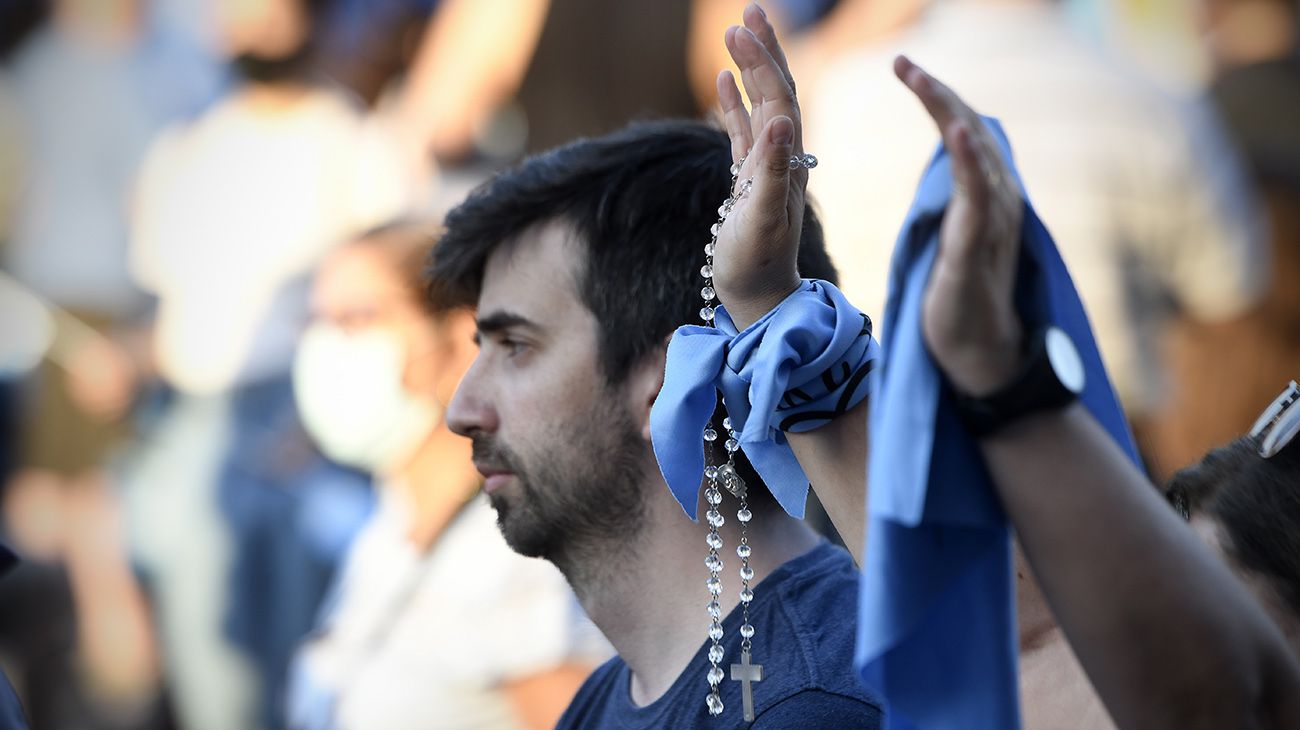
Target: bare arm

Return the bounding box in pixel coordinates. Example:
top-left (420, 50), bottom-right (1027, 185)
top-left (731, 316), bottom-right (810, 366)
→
top-left (393, 0), bottom-right (551, 161)
top-left (786, 401), bottom-right (866, 562)
top-left (985, 404), bottom-right (1300, 727)
top-left (900, 56), bottom-right (1300, 728)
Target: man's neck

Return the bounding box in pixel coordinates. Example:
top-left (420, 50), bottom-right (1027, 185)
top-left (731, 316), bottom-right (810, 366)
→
top-left (563, 484), bottom-right (822, 707)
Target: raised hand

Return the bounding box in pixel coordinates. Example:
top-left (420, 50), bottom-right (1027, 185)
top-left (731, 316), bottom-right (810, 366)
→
top-left (895, 56), bottom-right (1026, 396)
top-left (712, 3), bottom-right (808, 331)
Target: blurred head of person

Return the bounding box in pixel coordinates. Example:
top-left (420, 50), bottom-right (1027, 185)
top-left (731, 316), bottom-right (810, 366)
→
top-left (294, 221), bottom-right (476, 478)
top-left (1167, 383), bottom-right (1300, 657)
top-left (217, 0), bottom-right (327, 83)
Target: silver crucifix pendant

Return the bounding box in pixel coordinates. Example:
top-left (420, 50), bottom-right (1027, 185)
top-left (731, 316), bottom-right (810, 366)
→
top-left (730, 648), bottom-right (764, 721)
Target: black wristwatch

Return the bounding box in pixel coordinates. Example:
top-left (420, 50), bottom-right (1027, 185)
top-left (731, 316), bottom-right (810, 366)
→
top-left (952, 325), bottom-right (1086, 438)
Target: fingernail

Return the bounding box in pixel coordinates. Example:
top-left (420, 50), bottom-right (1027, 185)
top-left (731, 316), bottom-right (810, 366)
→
top-left (772, 117), bottom-right (794, 146)
top-left (755, 3), bottom-right (767, 18)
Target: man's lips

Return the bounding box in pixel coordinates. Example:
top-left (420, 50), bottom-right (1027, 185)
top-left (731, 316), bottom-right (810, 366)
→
top-left (475, 464), bottom-right (515, 494)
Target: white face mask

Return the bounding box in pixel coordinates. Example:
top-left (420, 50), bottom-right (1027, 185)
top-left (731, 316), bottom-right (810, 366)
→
top-left (293, 323), bottom-right (441, 473)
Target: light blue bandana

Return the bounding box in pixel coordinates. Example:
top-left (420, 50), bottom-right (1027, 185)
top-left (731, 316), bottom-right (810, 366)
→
top-left (651, 279), bottom-right (879, 519)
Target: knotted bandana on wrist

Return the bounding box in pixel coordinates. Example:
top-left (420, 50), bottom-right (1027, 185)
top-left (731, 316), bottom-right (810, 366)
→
top-left (856, 118), bottom-right (1140, 729)
top-left (650, 279), bottom-right (880, 519)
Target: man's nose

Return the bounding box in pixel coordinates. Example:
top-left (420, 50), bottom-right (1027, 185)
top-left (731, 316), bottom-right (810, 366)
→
top-left (446, 357), bottom-right (498, 438)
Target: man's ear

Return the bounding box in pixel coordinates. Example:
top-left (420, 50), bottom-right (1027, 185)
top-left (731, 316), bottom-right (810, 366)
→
top-left (627, 336), bottom-right (671, 441)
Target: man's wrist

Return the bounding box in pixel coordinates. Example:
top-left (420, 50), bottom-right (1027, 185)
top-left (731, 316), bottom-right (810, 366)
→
top-left (721, 279), bottom-right (802, 331)
top-left (950, 325), bottom-right (1087, 439)
top-left (941, 329), bottom-right (1025, 398)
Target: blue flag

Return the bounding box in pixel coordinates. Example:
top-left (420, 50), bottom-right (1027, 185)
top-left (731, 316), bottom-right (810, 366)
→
top-left (856, 118), bottom-right (1140, 729)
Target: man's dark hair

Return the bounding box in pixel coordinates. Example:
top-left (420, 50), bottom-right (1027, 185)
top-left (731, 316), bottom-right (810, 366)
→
top-left (431, 118), bottom-right (837, 383)
top-left (1166, 436), bottom-right (1300, 617)
top-left (431, 119), bottom-right (839, 516)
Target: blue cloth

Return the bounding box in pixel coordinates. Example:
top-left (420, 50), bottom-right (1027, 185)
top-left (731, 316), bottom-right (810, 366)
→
top-left (855, 119), bottom-right (1140, 729)
top-left (652, 280), bottom-right (879, 519)
top-left (0, 670), bottom-right (27, 730)
top-left (558, 542), bottom-right (884, 729)
top-left (0, 542), bottom-right (29, 729)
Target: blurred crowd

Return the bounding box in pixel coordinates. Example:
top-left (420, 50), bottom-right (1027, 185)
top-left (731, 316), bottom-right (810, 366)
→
top-left (0, 0), bottom-right (1295, 728)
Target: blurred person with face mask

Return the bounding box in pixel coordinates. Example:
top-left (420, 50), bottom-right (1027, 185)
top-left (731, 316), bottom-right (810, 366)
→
top-left (286, 222), bottom-right (609, 730)
top-left (123, 1), bottom-right (416, 728)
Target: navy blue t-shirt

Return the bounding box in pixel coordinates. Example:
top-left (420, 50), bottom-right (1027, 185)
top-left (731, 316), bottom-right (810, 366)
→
top-left (558, 541), bottom-right (883, 728)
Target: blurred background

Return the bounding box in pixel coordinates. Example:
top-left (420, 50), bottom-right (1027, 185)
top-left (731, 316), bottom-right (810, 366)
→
top-left (0, 0), bottom-right (1295, 728)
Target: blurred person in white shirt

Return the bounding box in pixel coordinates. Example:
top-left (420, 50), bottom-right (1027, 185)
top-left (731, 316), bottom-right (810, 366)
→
top-left (123, 1), bottom-right (418, 727)
top-left (287, 221), bottom-right (610, 730)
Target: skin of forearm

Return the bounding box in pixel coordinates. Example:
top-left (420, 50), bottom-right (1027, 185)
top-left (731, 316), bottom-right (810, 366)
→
top-left (981, 404), bottom-right (1300, 728)
top-left (787, 397), bottom-right (868, 564)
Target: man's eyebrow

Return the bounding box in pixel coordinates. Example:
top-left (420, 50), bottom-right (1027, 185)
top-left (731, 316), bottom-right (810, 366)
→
top-left (476, 310), bottom-right (543, 335)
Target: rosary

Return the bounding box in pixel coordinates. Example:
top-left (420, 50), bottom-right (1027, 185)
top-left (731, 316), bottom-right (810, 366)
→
top-left (699, 151), bottom-right (817, 721)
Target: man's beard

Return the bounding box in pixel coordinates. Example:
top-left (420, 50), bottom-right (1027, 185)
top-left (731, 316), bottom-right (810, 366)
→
top-left (471, 399), bottom-right (647, 568)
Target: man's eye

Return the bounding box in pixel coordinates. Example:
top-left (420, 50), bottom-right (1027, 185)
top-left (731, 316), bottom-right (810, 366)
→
top-left (501, 338), bottom-right (529, 357)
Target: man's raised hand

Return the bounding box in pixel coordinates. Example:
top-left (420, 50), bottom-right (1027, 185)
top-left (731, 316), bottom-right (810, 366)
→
top-left (713, 3), bottom-right (806, 331)
top-left (896, 56), bottom-right (1026, 397)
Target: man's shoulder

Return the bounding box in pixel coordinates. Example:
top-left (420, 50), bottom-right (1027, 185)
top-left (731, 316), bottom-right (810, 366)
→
top-left (751, 542), bottom-right (882, 714)
top-left (766, 541), bottom-right (863, 648)
top-left (555, 654), bottom-right (627, 729)
top-left (754, 688), bottom-right (884, 729)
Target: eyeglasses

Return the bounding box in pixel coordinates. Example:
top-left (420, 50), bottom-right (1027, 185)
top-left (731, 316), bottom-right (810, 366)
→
top-left (1248, 381), bottom-right (1300, 459)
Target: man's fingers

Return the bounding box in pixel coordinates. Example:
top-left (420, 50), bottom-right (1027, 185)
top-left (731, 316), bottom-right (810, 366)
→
top-left (744, 115), bottom-right (795, 232)
top-left (718, 69), bottom-right (754, 164)
top-left (728, 26), bottom-right (799, 146)
top-left (894, 55), bottom-right (969, 139)
top-left (742, 3), bottom-right (795, 95)
top-left (950, 122), bottom-right (988, 204)
top-left (895, 55), bottom-right (999, 207)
